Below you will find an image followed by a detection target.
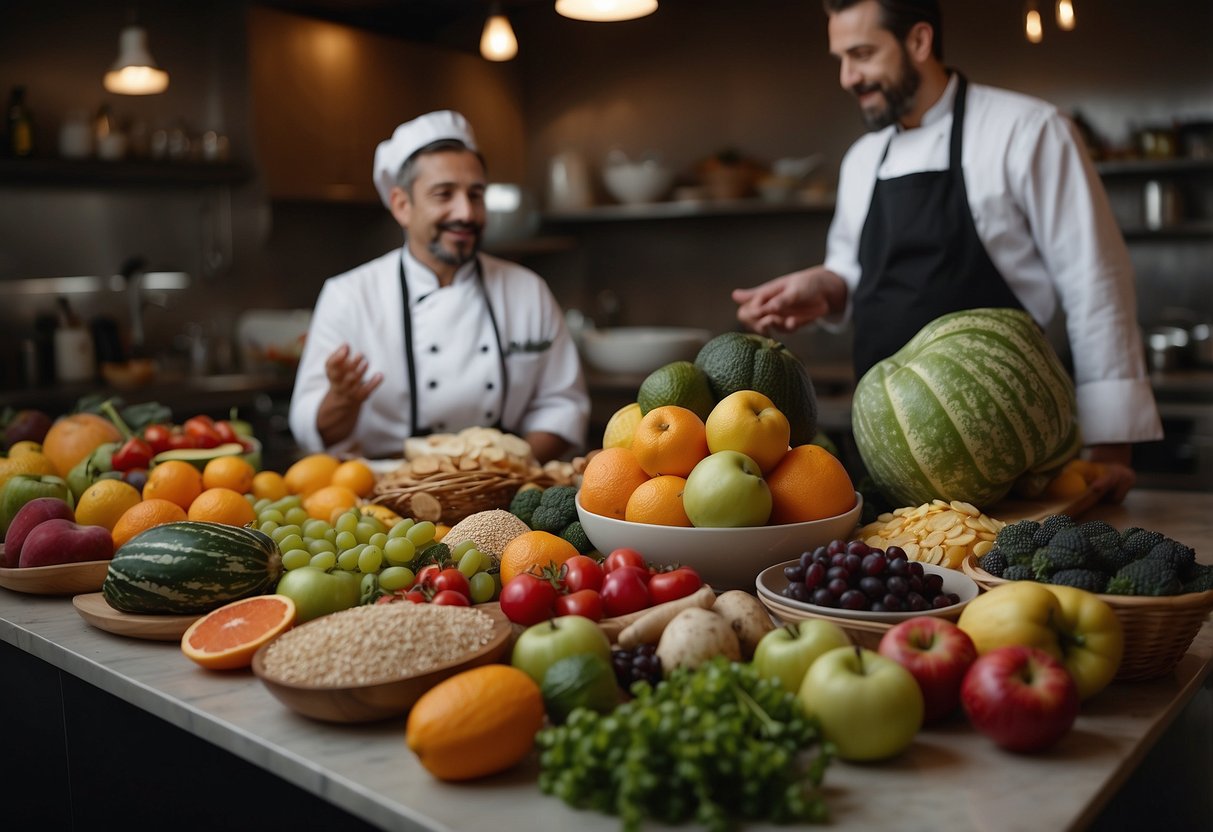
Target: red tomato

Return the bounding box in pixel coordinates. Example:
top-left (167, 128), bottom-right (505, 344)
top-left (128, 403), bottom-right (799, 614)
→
top-left (142, 424), bottom-right (173, 454)
top-left (555, 588), bottom-right (603, 621)
top-left (432, 568), bottom-right (471, 599)
top-left (431, 590), bottom-right (471, 607)
top-left (184, 416), bottom-right (222, 449)
top-left (648, 567), bottom-right (703, 606)
top-left (604, 548), bottom-right (647, 575)
top-left (600, 566), bottom-right (651, 618)
top-left (166, 431), bottom-right (199, 451)
top-left (416, 564), bottom-right (441, 589)
top-left (560, 555), bottom-right (604, 593)
top-left (404, 589), bottom-right (428, 604)
top-left (212, 420), bottom-right (240, 444)
top-left (499, 573), bottom-right (558, 625)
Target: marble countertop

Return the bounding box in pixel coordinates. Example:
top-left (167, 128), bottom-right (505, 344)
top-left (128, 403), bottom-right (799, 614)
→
top-left (2, 489), bottom-right (1212, 832)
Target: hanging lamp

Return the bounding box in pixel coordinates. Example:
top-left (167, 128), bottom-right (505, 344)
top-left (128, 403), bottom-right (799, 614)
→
top-left (103, 22), bottom-right (169, 95)
top-left (555, 0), bottom-right (658, 23)
top-left (1024, 2), bottom-right (1044, 43)
top-left (1056, 0), bottom-right (1076, 31)
top-left (481, 3), bottom-right (519, 61)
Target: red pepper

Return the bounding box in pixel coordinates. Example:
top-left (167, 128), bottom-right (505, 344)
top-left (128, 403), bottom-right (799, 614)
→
top-left (143, 424), bottom-right (173, 454)
top-left (112, 437), bottom-right (154, 472)
top-left (183, 415), bottom-right (222, 449)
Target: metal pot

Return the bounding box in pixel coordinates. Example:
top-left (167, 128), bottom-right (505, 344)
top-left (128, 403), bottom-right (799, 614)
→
top-left (1145, 325), bottom-right (1190, 372)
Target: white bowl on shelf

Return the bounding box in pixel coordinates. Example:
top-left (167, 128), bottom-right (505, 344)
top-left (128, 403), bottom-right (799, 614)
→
top-left (578, 326), bottom-right (712, 375)
top-left (603, 160), bottom-right (675, 204)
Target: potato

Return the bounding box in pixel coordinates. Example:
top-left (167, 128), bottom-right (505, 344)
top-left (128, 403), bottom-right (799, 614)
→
top-left (655, 608), bottom-right (740, 674)
top-left (710, 590), bottom-right (775, 659)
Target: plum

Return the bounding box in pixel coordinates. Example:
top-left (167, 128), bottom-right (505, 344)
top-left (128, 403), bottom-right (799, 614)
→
top-left (18, 519), bottom-right (113, 568)
top-left (2, 409), bottom-right (52, 450)
top-left (3, 497), bottom-right (75, 567)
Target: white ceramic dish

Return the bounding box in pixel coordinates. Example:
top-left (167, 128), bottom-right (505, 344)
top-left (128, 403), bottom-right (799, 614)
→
top-left (603, 160), bottom-right (675, 204)
top-left (576, 492), bottom-right (863, 591)
top-left (755, 559), bottom-right (979, 624)
top-left (579, 326), bottom-right (712, 375)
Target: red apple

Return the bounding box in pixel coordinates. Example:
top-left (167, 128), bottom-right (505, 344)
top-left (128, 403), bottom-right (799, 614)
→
top-left (879, 616), bottom-right (978, 722)
top-left (18, 519), bottom-right (113, 568)
top-left (3, 497), bottom-right (76, 567)
top-left (961, 645), bottom-right (1079, 753)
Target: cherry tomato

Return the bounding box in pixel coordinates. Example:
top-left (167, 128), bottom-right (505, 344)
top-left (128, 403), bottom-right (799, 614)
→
top-left (498, 573), bottom-right (558, 625)
top-left (600, 566), bottom-right (651, 618)
top-left (431, 589), bottom-right (471, 606)
top-left (416, 564), bottom-right (441, 589)
top-left (432, 568), bottom-right (471, 600)
top-left (142, 424), bottom-right (173, 454)
top-left (213, 419), bottom-right (239, 445)
top-left (404, 589), bottom-right (428, 604)
top-left (560, 555), bottom-right (604, 593)
top-left (166, 431), bottom-right (199, 451)
top-left (648, 566), bottom-right (704, 606)
top-left (604, 548), bottom-right (647, 575)
top-left (111, 437), bottom-right (154, 472)
top-left (554, 588), bottom-right (603, 621)
top-left (184, 416), bottom-right (222, 449)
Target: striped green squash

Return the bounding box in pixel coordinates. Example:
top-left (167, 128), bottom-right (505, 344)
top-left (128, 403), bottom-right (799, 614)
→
top-left (852, 308), bottom-right (1080, 509)
top-left (103, 521), bottom-right (282, 615)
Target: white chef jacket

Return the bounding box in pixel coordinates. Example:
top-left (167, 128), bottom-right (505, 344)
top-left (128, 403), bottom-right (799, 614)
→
top-left (823, 74), bottom-right (1162, 446)
top-left (289, 247), bottom-right (590, 458)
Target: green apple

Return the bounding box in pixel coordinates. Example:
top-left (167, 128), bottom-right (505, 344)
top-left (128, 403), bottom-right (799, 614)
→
top-left (66, 441), bottom-right (119, 502)
top-left (511, 615), bottom-right (611, 687)
top-left (798, 645), bottom-right (924, 762)
top-left (682, 450), bottom-right (772, 527)
top-left (275, 566), bottom-right (362, 622)
top-left (0, 474), bottom-right (73, 536)
top-left (752, 620), bottom-right (851, 695)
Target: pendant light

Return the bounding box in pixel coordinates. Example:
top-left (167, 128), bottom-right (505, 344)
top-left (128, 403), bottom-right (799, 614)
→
top-left (1024, 2), bottom-right (1044, 43)
top-left (480, 3), bottom-right (518, 61)
top-left (1056, 0), bottom-right (1076, 31)
top-left (103, 22), bottom-right (169, 95)
top-left (555, 0), bottom-right (658, 23)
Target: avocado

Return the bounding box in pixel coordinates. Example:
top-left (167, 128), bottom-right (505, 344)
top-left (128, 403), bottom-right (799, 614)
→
top-left (152, 437), bottom-right (262, 472)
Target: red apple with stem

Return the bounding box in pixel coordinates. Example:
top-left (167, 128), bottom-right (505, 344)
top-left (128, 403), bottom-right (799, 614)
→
top-left (878, 616), bottom-right (977, 722)
top-left (961, 645), bottom-right (1079, 753)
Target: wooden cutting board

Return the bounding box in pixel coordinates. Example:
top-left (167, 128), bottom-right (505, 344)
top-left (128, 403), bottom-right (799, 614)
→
top-left (985, 479), bottom-right (1114, 524)
top-left (72, 592), bottom-right (201, 642)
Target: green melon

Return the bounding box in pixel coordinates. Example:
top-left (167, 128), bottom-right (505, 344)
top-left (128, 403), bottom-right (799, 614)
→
top-left (851, 308), bottom-right (1080, 509)
top-left (694, 332), bottom-right (818, 445)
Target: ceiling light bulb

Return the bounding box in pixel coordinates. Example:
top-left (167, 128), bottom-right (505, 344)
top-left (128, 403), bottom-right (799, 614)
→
top-left (480, 12), bottom-right (518, 61)
top-left (555, 0), bottom-right (658, 23)
top-left (1025, 9), bottom-right (1044, 43)
top-left (103, 25), bottom-right (169, 95)
top-left (1056, 0), bottom-right (1076, 31)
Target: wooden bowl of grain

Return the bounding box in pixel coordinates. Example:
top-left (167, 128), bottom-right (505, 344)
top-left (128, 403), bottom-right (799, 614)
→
top-left (252, 601), bottom-right (513, 723)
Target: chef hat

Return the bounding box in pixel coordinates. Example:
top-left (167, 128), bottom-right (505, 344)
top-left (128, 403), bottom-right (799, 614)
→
top-left (373, 110), bottom-right (479, 208)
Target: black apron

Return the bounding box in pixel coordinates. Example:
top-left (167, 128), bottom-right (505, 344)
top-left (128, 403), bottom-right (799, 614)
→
top-left (399, 254), bottom-right (509, 438)
top-left (852, 73), bottom-right (1024, 379)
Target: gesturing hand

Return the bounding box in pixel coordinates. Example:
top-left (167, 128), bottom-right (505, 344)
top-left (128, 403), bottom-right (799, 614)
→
top-left (325, 344), bottom-right (384, 404)
top-left (732, 267), bottom-right (847, 336)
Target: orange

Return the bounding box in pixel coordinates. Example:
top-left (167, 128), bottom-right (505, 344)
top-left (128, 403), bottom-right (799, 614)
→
top-left (705, 390), bottom-right (791, 474)
top-left (251, 470), bottom-right (289, 501)
top-left (765, 444), bottom-right (856, 525)
top-left (143, 460), bottom-right (205, 511)
top-left (1044, 469), bottom-right (1088, 500)
top-left (181, 594), bottom-right (296, 670)
top-left (111, 498), bottom-right (189, 549)
top-left (630, 405), bottom-right (710, 478)
top-left (283, 453), bottom-right (340, 496)
top-left (75, 479), bottom-right (143, 532)
top-left (188, 487), bottom-right (258, 526)
top-left (406, 664), bottom-right (544, 781)
top-left (202, 455), bottom-right (256, 494)
top-left (625, 475), bottom-right (692, 527)
top-left (577, 447), bottom-right (651, 521)
top-left (302, 484), bottom-right (360, 521)
top-left (331, 459), bottom-right (377, 498)
top-left (41, 413), bottom-right (122, 477)
top-left (499, 530), bottom-right (579, 584)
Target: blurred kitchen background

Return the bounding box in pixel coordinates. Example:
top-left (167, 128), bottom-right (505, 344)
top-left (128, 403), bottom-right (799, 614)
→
top-left (1, 0), bottom-right (1210, 486)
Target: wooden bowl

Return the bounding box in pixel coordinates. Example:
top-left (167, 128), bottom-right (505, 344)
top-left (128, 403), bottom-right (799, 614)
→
top-left (251, 603), bottom-right (514, 723)
top-left (0, 558), bottom-right (110, 595)
top-left (72, 592), bottom-right (202, 641)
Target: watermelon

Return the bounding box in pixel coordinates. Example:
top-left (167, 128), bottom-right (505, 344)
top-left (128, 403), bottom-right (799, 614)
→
top-left (851, 308), bottom-right (1080, 509)
top-left (103, 521), bottom-right (282, 614)
top-left (694, 332), bottom-right (818, 445)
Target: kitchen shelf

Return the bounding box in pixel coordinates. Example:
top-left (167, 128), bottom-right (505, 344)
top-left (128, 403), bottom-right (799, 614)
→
top-left (1121, 221), bottom-right (1213, 240)
top-left (544, 193), bottom-right (836, 223)
top-left (0, 157), bottom-right (252, 188)
top-left (1095, 157), bottom-right (1213, 177)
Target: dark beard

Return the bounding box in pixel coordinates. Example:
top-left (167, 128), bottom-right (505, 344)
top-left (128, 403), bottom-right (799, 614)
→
top-left (428, 221), bottom-right (481, 266)
top-left (853, 53), bottom-right (921, 130)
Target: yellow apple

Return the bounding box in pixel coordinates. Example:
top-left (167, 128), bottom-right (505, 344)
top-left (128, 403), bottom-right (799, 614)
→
top-left (704, 390), bottom-right (790, 473)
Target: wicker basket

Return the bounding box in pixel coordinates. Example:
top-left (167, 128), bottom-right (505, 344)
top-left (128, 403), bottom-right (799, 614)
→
top-left (758, 595), bottom-right (968, 652)
top-left (961, 555), bottom-right (1213, 681)
top-left (370, 468), bottom-right (554, 526)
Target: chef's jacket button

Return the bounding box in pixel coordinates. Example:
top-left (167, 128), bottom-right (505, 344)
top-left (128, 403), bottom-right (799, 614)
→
top-left (486, 382), bottom-right (494, 390)
top-left (429, 344), bottom-right (439, 353)
top-left (428, 380), bottom-right (438, 389)
top-left (485, 411), bottom-right (494, 420)
top-left (480, 344), bottom-right (489, 353)
top-left (434, 422), bottom-right (445, 430)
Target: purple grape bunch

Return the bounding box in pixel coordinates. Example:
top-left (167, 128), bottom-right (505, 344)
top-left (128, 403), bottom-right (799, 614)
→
top-left (781, 538), bottom-right (961, 613)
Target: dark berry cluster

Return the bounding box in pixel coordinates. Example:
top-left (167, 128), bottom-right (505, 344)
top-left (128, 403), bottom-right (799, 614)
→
top-left (781, 538), bottom-right (961, 612)
top-left (611, 643), bottom-right (662, 691)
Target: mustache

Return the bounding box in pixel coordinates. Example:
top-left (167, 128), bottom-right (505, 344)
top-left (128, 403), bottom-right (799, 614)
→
top-left (438, 221), bottom-right (482, 234)
top-left (851, 82), bottom-right (883, 97)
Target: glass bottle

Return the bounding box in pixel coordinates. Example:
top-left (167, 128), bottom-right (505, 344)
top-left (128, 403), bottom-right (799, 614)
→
top-left (7, 86), bottom-right (33, 157)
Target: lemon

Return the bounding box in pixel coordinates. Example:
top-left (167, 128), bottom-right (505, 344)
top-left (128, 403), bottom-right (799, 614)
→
top-left (637, 361), bottom-right (715, 420)
top-left (0, 451), bottom-right (58, 494)
top-left (602, 402), bottom-right (643, 450)
top-left (76, 479), bottom-right (143, 532)
top-left (7, 441), bottom-right (43, 457)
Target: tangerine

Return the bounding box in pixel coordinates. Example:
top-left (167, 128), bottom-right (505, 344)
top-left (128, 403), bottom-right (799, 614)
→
top-left (181, 594), bottom-right (296, 670)
top-left (75, 479), bottom-right (143, 532)
top-left (111, 499), bottom-right (189, 549)
top-left (577, 447), bottom-right (650, 521)
top-left (188, 487), bottom-right (258, 526)
top-left (302, 484), bottom-right (360, 521)
top-left (283, 453), bottom-right (340, 496)
top-left (202, 455), bottom-right (256, 494)
top-left (765, 444), bottom-right (856, 525)
top-left (330, 459), bottom-right (376, 497)
top-left (143, 460), bottom-right (205, 511)
top-left (41, 413), bottom-right (122, 478)
top-left (631, 405), bottom-right (709, 478)
top-left (499, 530), bottom-right (578, 584)
top-left (251, 470), bottom-right (289, 501)
top-left (625, 475), bottom-right (692, 527)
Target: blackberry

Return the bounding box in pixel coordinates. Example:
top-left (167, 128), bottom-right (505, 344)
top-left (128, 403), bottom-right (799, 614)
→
top-left (611, 643), bottom-right (662, 692)
top-left (978, 548), bottom-right (1009, 577)
top-left (1031, 514), bottom-right (1076, 549)
top-left (1002, 563), bottom-right (1036, 582)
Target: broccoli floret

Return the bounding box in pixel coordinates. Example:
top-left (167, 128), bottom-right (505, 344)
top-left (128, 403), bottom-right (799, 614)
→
top-left (509, 486), bottom-right (544, 527)
top-left (531, 485), bottom-right (579, 534)
top-left (1145, 538), bottom-right (1197, 575)
top-left (1181, 564), bottom-right (1213, 594)
top-left (978, 548), bottom-right (1008, 578)
top-left (1079, 520), bottom-right (1132, 573)
top-left (1032, 526), bottom-right (1094, 579)
top-left (1106, 558), bottom-right (1181, 597)
top-left (1047, 568), bottom-right (1109, 593)
top-left (1002, 564), bottom-right (1036, 582)
top-left (1032, 514), bottom-right (1076, 548)
top-left (1121, 527), bottom-right (1166, 560)
top-left (994, 520), bottom-right (1041, 566)
top-left (559, 520), bottom-right (594, 555)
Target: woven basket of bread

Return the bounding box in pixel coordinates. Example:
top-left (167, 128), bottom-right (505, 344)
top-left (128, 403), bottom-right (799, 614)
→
top-left (962, 555), bottom-right (1213, 681)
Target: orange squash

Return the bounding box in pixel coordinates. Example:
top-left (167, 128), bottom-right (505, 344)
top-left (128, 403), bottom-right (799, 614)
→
top-left (42, 413), bottom-right (122, 477)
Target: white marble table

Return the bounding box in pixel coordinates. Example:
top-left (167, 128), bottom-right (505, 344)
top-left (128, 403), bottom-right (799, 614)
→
top-left (2, 489), bottom-right (1211, 832)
